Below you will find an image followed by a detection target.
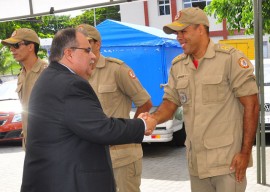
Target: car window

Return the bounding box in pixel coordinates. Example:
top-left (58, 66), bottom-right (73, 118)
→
top-left (0, 80), bottom-right (18, 100)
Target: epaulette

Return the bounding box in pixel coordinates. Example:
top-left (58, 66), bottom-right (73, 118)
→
top-left (106, 57), bottom-right (124, 65)
top-left (215, 44), bottom-right (235, 54)
top-left (172, 54), bottom-right (187, 65)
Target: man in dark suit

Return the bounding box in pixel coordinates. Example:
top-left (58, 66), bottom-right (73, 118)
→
top-left (20, 28), bottom-right (157, 192)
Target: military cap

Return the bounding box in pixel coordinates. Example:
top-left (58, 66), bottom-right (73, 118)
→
top-left (1, 28), bottom-right (40, 45)
top-left (76, 24), bottom-right (101, 41)
top-left (163, 7), bottom-right (209, 34)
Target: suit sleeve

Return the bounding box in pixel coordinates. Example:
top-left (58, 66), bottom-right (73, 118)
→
top-left (64, 79), bottom-right (145, 145)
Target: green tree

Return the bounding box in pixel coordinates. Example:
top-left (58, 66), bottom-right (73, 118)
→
top-left (205, 0), bottom-right (270, 35)
top-left (0, 15), bottom-right (73, 40)
top-left (0, 22), bottom-right (17, 40)
top-left (0, 6), bottom-right (120, 74)
top-left (71, 6), bottom-right (120, 26)
top-left (0, 6), bottom-right (120, 39)
top-left (0, 44), bottom-right (20, 75)
top-left (38, 15), bottom-right (74, 37)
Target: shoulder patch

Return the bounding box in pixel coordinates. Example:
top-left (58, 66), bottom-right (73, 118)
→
top-left (238, 57), bottom-right (250, 69)
top-left (172, 54), bottom-right (187, 65)
top-left (128, 70), bottom-right (136, 79)
top-left (215, 44), bottom-right (235, 54)
top-left (106, 57), bottom-right (124, 65)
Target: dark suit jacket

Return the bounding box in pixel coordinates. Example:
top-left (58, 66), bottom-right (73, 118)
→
top-left (21, 62), bottom-right (145, 192)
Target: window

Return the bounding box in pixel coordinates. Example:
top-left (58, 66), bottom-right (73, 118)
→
top-left (159, 0), bottom-right (170, 15)
top-left (183, 0), bottom-right (212, 10)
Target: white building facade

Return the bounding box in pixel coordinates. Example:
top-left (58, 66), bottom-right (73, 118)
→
top-left (120, 0), bottom-right (269, 58)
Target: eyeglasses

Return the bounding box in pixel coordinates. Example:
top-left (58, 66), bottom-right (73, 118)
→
top-left (9, 41), bottom-right (29, 49)
top-left (70, 47), bottom-right (92, 54)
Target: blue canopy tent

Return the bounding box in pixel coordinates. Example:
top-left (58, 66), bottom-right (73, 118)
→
top-left (96, 19), bottom-right (183, 106)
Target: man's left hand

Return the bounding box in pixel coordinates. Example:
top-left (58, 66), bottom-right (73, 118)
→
top-left (230, 152), bottom-right (250, 183)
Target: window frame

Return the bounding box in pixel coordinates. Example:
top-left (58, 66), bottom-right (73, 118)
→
top-left (183, 0), bottom-right (212, 9)
top-left (158, 0), bottom-right (171, 16)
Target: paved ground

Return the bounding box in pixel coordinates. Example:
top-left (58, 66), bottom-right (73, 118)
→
top-left (0, 142), bottom-right (269, 192)
top-left (141, 143), bottom-right (270, 192)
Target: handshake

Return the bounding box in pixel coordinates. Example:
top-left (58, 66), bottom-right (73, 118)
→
top-left (138, 112), bottom-right (158, 136)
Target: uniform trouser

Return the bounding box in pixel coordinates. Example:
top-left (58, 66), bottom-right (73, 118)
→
top-left (113, 158), bottom-right (142, 192)
top-left (190, 173), bottom-right (247, 192)
top-left (22, 136), bottom-right (26, 150)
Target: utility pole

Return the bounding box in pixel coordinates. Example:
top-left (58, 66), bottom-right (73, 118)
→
top-left (94, 8), bottom-right (96, 26)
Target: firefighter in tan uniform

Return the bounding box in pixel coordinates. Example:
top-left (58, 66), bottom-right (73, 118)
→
top-left (150, 7), bottom-right (259, 192)
top-left (1, 28), bottom-right (48, 149)
top-left (77, 24), bottom-right (152, 192)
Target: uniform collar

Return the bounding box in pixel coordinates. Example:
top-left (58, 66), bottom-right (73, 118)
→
top-left (183, 39), bottom-right (216, 67)
top-left (202, 39), bottom-right (215, 59)
top-left (22, 58), bottom-right (46, 73)
top-left (95, 54), bottom-right (106, 68)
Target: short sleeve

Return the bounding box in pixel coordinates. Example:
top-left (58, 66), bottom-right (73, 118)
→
top-left (229, 51), bottom-right (258, 97)
top-left (116, 64), bottom-right (150, 107)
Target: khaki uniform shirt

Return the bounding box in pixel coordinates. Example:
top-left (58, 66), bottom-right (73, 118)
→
top-left (89, 55), bottom-right (150, 168)
top-left (16, 58), bottom-right (48, 148)
top-left (163, 40), bottom-right (258, 179)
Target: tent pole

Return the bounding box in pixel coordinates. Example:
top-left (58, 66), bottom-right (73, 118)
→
top-left (254, 0), bottom-right (261, 184)
top-left (28, 0), bottom-right (33, 15)
top-left (254, 0), bottom-right (266, 185)
top-left (258, 0), bottom-right (266, 185)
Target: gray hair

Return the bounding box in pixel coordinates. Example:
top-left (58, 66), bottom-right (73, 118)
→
top-left (49, 28), bottom-right (79, 63)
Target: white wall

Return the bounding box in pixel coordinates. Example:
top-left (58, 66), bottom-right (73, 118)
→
top-left (120, 0), bottom-right (223, 31)
top-left (120, 1), bottom-right (145, 25)
top-left (147, 0), bottom-right (170, 30)
top-left (176, 0), bottom-right (182, 11)
top-left (209, 17), bottom-right (223, 31)
top-left (120, 0), bottom-right (171, 30)
top-left (119, 0), bottom-right (269, 58)
top-left (211, 36), bottom-right (224, 44)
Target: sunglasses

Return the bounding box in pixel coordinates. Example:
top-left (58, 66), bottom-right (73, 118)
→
top-left (9, 41), bottom-right (29, 49)
top-left (70, 47), bottom-right (92, 54)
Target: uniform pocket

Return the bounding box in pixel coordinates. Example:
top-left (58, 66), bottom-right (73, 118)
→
top-left (98, 84), bottom-right (117, 93)
top-left (202, 75), bottom-right (226, 104)
top-left (204, 135), bottom-right (233, 168)
top-left (176, 78), bottom-right (191, 106)
top-left (128, 160), bottom-right (142, 177)
top-left (98, 84), bottom-right (118, 108)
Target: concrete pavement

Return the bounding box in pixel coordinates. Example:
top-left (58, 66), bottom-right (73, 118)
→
top-left (141, 144), bottom-right (270, 192)
top-left (0, 143), bottom-right (269, 192)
